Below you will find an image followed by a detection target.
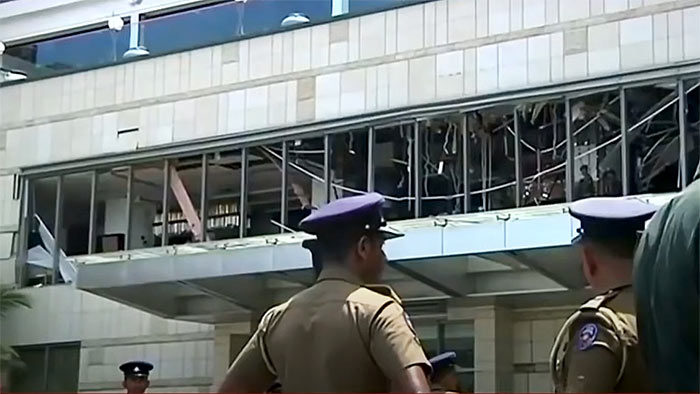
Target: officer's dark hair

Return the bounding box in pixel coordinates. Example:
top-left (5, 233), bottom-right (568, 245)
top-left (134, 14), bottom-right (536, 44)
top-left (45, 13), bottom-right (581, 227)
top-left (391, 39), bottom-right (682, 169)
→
top-left (310, 249), bottom-right (323, 277)
top-left (317, 230), bottom-right (381, 262)
top-left (302, 239), bottom-right (324, 277)
top-left (583, 235), bottom-right (637, 260)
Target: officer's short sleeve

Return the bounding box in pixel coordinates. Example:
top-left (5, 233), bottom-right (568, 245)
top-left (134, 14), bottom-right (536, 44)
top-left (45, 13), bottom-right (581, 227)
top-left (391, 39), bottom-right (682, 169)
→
top-left (369, 301), bottom-right (430, 381)
top-left (563, 314), bottom-right (622, 393)
top-left (227, 309), bottom-right (277, 381)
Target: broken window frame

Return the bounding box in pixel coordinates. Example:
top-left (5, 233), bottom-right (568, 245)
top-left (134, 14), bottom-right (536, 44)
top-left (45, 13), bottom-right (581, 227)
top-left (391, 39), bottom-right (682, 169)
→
top-left (15, 74), bottom-right (700, 286)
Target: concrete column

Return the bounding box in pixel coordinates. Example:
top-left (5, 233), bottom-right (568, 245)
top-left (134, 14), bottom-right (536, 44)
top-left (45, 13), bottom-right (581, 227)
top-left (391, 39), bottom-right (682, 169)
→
top-left (0, 258), bottom-right (16, 286)
top-left (212, 322), bottom-right (251, 390)
top-left (473, 306), bottom-right (513, 393)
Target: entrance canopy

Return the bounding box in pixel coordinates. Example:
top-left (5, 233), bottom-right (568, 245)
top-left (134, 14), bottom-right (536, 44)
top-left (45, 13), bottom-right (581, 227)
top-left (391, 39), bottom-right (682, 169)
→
top-left (75, 194), bottom-right (673, 323)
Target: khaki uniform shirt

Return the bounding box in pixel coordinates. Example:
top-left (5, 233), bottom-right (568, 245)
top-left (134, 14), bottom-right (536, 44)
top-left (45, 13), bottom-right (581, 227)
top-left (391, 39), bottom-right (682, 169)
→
top-left (430, 384), bottom-right (459, 393)
top-left (550, 286), bottom-right (651, 393)
top-left (229, 266), bottom-right (430, 393)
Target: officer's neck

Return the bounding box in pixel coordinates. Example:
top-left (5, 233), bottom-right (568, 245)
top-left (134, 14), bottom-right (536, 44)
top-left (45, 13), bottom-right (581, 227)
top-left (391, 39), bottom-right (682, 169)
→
top-left (318, 263), bottom-right (365, 284)
top-left (588, 254), bottom-right (633, 292)
top-left (590, 271), bottom-right (632, 293)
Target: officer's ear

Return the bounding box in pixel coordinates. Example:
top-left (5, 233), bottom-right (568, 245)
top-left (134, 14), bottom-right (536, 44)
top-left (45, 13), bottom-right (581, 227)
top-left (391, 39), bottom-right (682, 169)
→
top-left (122, 380), bottom-right (127, 389)
top-left (356, 235), bottom-right (371, 259)
top-left (581, 243), bottom-right (598, 276)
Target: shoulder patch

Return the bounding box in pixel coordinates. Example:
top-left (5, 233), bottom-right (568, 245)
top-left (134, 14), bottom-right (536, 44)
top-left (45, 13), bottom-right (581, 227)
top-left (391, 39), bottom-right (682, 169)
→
top-left (403, 311), bottom-right (421, 344)
top-left (577, 323), bottom-right (598, 351)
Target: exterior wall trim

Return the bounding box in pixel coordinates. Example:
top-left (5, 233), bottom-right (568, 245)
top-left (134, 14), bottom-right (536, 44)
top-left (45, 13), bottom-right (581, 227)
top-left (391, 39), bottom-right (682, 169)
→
top-left (80, 331), bottom-right (214, 348)
top-left (1, 0), bottom-right (691, 86)
top-left (78, 377), bottom-right (212, 391)
top-left (17, 60), bottom-right (700, 178)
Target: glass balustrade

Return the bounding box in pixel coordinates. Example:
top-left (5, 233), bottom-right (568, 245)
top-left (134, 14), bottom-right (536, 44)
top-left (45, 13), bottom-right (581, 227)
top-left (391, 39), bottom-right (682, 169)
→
top-left (0, 0), bottom-right (420, 85)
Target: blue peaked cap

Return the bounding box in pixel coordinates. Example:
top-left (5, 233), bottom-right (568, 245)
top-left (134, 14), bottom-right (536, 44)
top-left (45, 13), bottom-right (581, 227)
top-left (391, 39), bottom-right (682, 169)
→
top-left (299, 193), bottom-right (403, 242)
top-left (570, 197), bottom-right (657, 243)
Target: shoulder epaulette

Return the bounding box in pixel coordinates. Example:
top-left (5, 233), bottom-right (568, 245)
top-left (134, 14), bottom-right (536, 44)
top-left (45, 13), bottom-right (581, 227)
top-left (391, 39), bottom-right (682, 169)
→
top-left (579, 288), bottom-right (622, 312)
top-left (551, 287), bottom-right (629, 390)
top-left (364, 284), bottom-right (402, 304)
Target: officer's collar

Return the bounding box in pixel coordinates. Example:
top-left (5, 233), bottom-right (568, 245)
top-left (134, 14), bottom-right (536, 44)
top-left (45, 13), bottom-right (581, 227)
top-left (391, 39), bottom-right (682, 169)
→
top-left (364, 284), bottom-right (402, 304)
top-left (431, 384), bottom-right (459, 393)
top-left (607, 283), bottom-right (632, 294)
top-left (316, 267), bottom-right (401, 302)
top-left (317, 265), bottom-right (363, 285)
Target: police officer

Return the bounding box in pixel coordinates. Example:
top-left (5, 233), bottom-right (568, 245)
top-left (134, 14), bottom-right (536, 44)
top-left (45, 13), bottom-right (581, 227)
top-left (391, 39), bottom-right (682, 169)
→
top-left (429, 352), bottom-right (461, 393)
top-left (119, 361), bottom-right (153, 394)
top-left (218, 193), bottom-right (432, 393)
top-left (550, 197), bottom-right (656, 393)
top-left (634, 165), bottom-right (700, 393)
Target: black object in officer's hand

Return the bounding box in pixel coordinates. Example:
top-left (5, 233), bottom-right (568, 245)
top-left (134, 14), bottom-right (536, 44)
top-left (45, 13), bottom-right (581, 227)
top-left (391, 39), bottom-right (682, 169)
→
top-left (429, 352), bottom-right (457, 379)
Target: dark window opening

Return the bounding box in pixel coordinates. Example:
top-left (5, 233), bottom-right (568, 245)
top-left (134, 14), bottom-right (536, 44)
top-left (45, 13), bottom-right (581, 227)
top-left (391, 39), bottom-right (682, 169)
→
top-left (9, 342), bottom-right (80, 393)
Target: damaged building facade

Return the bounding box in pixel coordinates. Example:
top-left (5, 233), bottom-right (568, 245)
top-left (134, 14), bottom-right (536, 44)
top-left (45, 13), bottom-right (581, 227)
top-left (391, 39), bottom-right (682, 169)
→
top-left (0, 0), bottom-right (698, 392)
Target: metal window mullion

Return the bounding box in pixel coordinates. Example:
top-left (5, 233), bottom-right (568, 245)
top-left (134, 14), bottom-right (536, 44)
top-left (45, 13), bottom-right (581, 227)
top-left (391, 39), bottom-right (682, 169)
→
top-left (16, 178), bottom-right (31, 284)
top-left (487, 136), bottom-right (492, 210)
top-left (162, 160), bottom-right (170, 246)
top-left (565, 98), bottom-right (574, 202)
top-left (514, 108), bottom-right (523, 207)
top-left (200, 154), bottom-right (209, 242)
top-left (620, 87), bottom-right (629, 196)
top-left (87, 170), bottom-right (98, 254)
top-left (367, 127), bottom-right (375, 192)
top-left (239, 148), bottom-right (249, 238)
top-left (125, 166), bottom-right (133, 250)
top-left (414, 120), bottom-right (422, 218)
top-left (481, 136), bottom-right (487, 211)
top-left (43, 345), bottom-right (50, 391)
top-left (52, 176), bottom-right (64, 284)
top-left (324, 134), bottom-right (332, 203)
top-left (280, 141), bottom-right (289, 231)
top-left (407, 125), bottom-right (413, 212)
top-left (462, 113), bottom-right (471, 213)
top-left (24, 181), bottom-right (35, 285)
top-left (128, 12), bottom-right (141, 49)
top-left (678, 79), bottom-right (688, 189)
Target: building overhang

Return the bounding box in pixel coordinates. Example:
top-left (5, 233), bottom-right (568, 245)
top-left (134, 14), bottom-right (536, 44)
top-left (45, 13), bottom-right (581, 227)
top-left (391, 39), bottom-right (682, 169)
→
top-left (75, 193), bottom-right (675, 323)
